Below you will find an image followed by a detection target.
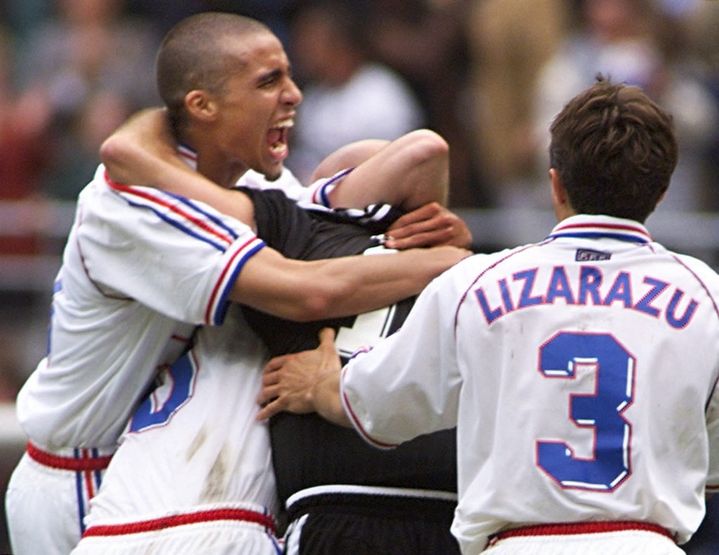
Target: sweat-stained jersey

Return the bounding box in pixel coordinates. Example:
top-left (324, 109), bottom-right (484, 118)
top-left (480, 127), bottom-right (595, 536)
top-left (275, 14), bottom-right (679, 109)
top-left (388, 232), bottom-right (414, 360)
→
top-left (73, 305), bottom-right (281, 555)
top-left (72, 185), bottom-right (452, 554)
top-left (238, 187), bottom-right (458, 506)
top-left (7, 164), bottom-right (265, 555)
top-left (340, 214), bottom-right (719, 553)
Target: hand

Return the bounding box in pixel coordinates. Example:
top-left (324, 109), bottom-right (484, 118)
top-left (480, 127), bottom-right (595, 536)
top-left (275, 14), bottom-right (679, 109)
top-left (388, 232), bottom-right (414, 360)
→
top-left (385, 202), bottom-right (473, 249)
top-left (257, 328), bottom-right (342, 420)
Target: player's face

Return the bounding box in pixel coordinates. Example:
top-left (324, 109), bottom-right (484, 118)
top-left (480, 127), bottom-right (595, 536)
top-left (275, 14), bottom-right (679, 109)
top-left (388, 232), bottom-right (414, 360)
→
top-left (213, 32), bottom-right (302, 181)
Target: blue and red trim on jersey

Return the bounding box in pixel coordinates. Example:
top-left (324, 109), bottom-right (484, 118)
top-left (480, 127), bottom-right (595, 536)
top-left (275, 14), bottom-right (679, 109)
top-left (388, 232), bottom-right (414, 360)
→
top-left (548, 218), bottom-right (652, 244)
top-left (105, 171), bottom-right (245, 252)
top-left (310, 167), bottom-right (353, 206)
top-left (340, 367), bottom-right (399, 450)
top-left (205, 236), bottom-right (265, 325)
top-left (104, 171), bottom-right (265, 325)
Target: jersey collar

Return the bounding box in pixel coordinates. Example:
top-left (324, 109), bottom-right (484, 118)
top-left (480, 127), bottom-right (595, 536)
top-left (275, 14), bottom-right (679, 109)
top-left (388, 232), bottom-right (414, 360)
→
top-left (177, 143), bottom-right (198, 170)
top-left (548, 214), bottom-right (652, 244)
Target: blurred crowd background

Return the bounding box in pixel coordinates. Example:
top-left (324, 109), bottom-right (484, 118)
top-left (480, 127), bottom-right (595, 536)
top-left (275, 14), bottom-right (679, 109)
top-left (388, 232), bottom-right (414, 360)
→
top-left (2, 0), bottom-right (718, 215)
top-left (0, 0), bottom-right (718, 549)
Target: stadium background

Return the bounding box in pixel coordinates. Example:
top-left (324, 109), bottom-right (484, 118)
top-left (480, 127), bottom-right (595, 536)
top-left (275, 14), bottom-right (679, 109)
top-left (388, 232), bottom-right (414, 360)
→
top-left (1, 0), bottom-right (718, 552)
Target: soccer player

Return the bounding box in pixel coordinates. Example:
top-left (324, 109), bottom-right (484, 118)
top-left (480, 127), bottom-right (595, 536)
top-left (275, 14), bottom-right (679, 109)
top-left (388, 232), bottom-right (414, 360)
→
top-left (72, 176), bottom-right (460, 554)
top-left (5, 12), bottom-right (468, 555)
top-left (85, 82), bottom-right (466, 555)
top-left (258, 77), bottom-right (719, 555)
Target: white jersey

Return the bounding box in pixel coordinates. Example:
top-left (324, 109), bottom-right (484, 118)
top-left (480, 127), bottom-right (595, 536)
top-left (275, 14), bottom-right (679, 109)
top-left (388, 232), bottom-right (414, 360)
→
top-left (238, 167), bottom-right (345, 208)
top-left (16, 164), bottom-right (265, 450)
top-left (340, 214), bottom-right (719, 553)
top-left (74, 305), bottom-right (278, 552)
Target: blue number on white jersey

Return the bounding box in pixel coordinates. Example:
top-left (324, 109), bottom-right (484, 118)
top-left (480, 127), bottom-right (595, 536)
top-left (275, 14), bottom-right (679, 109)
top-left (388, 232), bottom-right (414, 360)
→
top-left (129, 352), bottom-right (197, 433)
top-left (537, 331), bottom-right (634, 490)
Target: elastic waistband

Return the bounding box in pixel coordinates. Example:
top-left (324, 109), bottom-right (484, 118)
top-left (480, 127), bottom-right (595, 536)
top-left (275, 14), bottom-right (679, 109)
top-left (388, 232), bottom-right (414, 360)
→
top-left (489, 521), bottom-right (675, 545)
top-left (82, 507), bottom-right (276, 538)
top-left (27, 442), bottom-right (114, 472)
top-left (286, 485), bottom-right (457, 522)
top-left (286, 484), bottom-right (457, 509)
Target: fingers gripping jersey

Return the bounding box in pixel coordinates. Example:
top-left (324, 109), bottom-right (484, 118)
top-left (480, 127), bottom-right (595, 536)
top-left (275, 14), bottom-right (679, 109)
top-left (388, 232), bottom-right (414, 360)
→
top-left (16, 165), bottom-right (265, 450)
top-left (341, 214), bottom-right (719, 552)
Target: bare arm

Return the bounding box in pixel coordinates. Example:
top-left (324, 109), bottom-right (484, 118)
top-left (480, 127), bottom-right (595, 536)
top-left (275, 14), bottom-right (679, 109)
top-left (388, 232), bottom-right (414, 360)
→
top-left (100, 108), bottom-right (255, 225)
top-left (313, 131), bottom-right (472, 249)
top-left (322, 129), bottom-right (449, 211)
top-left (257, 328), bottom-right (349, 426)
top-left (230, 244), bottom-right (469, 321)
top-left (101, 109), bottom-right (471, 322)
top-left (309, 138), bottom-right (390, 183)
top-left (102, 113), bottom-right (448, 214)
top-left (101, 111), bottom-right (471, 248)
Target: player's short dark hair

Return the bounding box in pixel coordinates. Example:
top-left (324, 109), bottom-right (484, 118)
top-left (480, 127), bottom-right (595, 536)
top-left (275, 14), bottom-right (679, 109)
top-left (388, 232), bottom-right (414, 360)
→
top-left (155, 12), bottom-right (270, 136)
top-left (549, 76), bottom-right (678, 222)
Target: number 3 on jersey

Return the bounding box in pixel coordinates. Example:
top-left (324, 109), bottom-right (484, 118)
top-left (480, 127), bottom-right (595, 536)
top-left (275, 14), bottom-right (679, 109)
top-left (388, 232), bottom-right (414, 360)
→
top-left (537, 331), bottom-right (635, 491)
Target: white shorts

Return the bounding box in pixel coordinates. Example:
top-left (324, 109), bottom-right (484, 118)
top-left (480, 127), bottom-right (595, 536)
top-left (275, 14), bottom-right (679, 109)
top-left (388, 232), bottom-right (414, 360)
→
top-left (70, 505), bottom-right (282, 555)
top-left (481, 522), bottom-right (684, 555)
top-left (5, 444), bottom-right (114, 555)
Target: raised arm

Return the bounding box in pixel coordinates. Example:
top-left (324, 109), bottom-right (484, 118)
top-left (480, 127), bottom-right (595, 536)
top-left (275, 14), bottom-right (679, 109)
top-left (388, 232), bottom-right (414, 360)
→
top-left (313, 129), bottom-right (448, 211)
top-left (101, 110), bottom-right (472, 248)
top-left (312, 130), bottom-right (473, 249)
top-left (101, 109), bottom-right (471, 323)
top-left (100, 108), bottom-right (255, 225)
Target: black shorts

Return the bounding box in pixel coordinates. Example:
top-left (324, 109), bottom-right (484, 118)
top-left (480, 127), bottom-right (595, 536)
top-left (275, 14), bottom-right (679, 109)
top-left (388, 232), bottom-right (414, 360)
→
top-left (283, 489), bottom-right (460, 555)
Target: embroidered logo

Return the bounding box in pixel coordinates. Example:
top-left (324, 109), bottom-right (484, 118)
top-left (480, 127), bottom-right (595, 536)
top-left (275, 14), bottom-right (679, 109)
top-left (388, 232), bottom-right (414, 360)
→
top-left (575, 248), bottom-right (611, 262)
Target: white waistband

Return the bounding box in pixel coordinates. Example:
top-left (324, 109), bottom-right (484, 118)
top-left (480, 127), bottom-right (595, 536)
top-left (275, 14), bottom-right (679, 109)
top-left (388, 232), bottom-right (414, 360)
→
top-left (285, 484), bottom-right (457, 510)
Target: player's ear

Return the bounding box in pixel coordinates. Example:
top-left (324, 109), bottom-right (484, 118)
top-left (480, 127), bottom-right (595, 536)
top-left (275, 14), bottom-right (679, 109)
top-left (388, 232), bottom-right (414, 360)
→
top-left (549, 168), bottom-right (565, 203)
top-left (549, 168), bottom-right (572, 220)
top-left (184, 90), bottom-right (218, 122)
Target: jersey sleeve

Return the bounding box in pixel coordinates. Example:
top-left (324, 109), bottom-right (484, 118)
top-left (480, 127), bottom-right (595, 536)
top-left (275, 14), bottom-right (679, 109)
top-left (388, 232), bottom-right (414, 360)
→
top-left (340, 265), bottom-right (465, 448)
top-left (237, 167), bottom-right (347, 208)
top-left (237, 167), bottom-right (321, 205)
top-left (299, 168), bottom-right (353, 207)
top-left (677, 254), bottom-right (719, 494)
top-left (76, 173), bottom-right (265, 326)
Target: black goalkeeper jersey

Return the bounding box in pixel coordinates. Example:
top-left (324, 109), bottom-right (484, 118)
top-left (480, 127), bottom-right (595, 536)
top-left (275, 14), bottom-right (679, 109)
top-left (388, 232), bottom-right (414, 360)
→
top-left (238, 187), bottom-right (457, 506)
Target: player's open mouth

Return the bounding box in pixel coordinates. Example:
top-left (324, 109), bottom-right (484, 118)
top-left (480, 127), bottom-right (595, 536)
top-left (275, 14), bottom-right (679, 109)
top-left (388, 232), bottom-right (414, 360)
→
top-left (268, 118), bottom-right (293, 161)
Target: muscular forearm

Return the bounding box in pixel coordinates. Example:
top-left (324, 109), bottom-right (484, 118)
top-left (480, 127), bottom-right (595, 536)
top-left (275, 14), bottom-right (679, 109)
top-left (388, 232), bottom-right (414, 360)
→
top-left (232, 245), bottom-right (469, 322)
top-left (326, 129), bottom-right (449, 212)
top-left (313, 246), bottom-right (466, 317)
